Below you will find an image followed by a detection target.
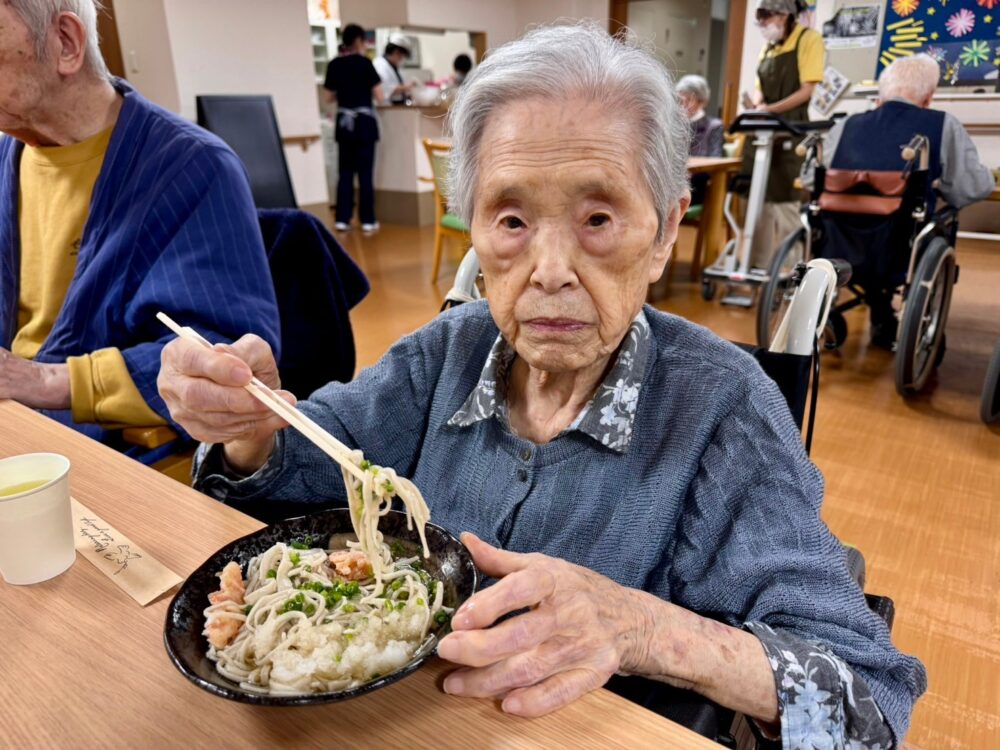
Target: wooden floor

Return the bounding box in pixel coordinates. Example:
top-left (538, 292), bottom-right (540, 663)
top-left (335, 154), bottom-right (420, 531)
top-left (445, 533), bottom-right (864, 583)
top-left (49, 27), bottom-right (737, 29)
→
top-left (329, 214), bottom-right (999, 749)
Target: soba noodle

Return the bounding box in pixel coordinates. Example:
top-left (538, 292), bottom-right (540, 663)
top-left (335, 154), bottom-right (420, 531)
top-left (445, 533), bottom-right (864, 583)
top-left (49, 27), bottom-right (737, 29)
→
top-left (202, 453), bottom-right (445, 695)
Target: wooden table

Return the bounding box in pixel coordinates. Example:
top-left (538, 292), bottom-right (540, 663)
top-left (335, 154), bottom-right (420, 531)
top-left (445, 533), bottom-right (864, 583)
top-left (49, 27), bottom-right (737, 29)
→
top-left (0, 401), bottom-right (717, 749)
top-left (687, 156), bottom-right (743, 281)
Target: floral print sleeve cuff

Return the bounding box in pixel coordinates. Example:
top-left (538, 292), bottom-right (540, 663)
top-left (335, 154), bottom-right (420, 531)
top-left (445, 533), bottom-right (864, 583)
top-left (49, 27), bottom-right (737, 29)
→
top-left (745, 622), bottom-right (895, 750)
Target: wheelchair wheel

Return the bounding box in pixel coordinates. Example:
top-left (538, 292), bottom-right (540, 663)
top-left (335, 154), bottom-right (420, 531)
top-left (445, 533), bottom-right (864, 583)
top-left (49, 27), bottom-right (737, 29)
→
top-left (981, 339), bottom-right (1000, 424)
top-left (895, 237), bottom-right (956, 395)
top-left (824, 309), bottom-right (848, 350)
top-left (756, 227), bottom-right (806, 348)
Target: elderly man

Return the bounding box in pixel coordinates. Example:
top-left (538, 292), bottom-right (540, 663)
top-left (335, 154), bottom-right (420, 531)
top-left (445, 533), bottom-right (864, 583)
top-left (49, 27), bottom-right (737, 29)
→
top-left (0, 0), bottom-right (279, 443)
top-left (807, 54), bottom-right (993, 345)
top-left (817, 54), bottom-right (994, 209)
top-left (158, 24), bottom-right (924, 748)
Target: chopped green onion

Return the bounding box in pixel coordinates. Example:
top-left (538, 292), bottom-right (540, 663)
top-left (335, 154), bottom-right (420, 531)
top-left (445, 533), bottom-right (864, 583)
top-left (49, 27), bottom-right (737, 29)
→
top-left (434, 610), bottom-right (449, 626)
top-left (266, 569), bottom-right (277, 579)
top-left (289, 551), bottom-right (301, 566)
top-left (359, 459), bottom-right (371, 470)
top-left (342, 603), bottom-right (357, 613)
top-left (415, 597), bottom-right (425, 606)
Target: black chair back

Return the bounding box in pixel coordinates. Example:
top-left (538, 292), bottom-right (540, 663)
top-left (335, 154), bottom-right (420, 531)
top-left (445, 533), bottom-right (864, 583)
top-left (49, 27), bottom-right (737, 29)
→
top-left (196, 95), bottom-right (296, 209)
top-left (736, 344), bottom-right (812, 430)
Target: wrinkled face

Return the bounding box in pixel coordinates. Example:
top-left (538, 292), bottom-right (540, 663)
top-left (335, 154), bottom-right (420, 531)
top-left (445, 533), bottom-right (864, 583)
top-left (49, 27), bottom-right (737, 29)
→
top-left (0, 4), bottom-right (52, 139)
top-left (472, 97), bottom-right (684, 374)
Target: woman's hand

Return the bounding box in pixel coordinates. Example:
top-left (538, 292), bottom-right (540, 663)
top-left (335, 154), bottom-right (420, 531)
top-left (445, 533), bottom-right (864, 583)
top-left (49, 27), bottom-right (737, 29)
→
top-left (438, 534), bottom-right (780, 723)
top-left (157, 334), bottom-right (295, 473)
top-left (437, 533), bottom-right (655, 717)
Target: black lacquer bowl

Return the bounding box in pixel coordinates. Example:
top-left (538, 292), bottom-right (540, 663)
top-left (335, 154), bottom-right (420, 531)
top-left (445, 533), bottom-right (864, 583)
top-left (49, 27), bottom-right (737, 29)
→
top-left (164, 509), bottom-right (478, 705)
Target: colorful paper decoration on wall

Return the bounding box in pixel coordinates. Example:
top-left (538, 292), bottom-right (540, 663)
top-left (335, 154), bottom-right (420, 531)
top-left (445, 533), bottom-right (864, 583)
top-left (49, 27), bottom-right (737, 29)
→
top-left (877, 0), bottom-right (1000, 84)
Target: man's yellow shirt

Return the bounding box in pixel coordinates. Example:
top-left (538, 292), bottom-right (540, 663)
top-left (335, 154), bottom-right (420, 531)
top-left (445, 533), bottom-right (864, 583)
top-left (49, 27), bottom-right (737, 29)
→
top-left (16, 127), bottom-right (165, 428)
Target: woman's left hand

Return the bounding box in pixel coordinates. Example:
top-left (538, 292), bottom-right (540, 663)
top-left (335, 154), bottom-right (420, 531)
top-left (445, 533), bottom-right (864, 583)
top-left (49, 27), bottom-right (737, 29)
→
top-left (437, 533), bottom-right (652, 717)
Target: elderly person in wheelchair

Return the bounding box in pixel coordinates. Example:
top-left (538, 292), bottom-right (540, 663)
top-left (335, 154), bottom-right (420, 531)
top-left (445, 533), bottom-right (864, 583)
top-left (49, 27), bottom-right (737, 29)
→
top-left (799, 54), bottom-right (993, 354)
top-left (158, 24), bottom-right (924, 748)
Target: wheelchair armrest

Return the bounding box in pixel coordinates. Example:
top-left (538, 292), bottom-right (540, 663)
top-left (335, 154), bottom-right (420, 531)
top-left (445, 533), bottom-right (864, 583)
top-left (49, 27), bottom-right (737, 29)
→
top-left (932, 203), bottom-right (960, 228)
top-left (865, 594), bottom-right (896, 631)
top-left (122, 425), bottom-right (180, 449)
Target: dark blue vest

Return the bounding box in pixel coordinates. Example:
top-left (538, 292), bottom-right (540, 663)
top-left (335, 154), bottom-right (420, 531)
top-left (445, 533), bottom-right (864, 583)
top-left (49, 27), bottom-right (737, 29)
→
top-left (831, 100), bottom-right (945, 199)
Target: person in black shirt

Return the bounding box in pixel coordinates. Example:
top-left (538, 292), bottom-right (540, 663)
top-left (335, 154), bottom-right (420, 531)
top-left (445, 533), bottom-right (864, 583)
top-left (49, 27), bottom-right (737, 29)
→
top-left (323, 23), bottom-right (384, 232)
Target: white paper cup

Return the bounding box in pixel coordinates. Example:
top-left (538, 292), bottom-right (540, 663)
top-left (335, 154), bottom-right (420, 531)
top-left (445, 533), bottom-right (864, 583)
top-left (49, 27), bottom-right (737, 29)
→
top-left (0, 453), bottom-right (74, 585)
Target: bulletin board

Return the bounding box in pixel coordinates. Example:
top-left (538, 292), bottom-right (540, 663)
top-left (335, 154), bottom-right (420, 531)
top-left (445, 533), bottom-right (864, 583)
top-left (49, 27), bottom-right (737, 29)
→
top-left (877, 0), bottom-right (1000, 85)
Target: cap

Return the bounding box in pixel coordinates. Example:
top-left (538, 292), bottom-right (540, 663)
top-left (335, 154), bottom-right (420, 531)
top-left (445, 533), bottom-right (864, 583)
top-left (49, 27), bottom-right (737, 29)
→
top-left (388, 33), bottom-right (412, 55)
top-left (756, 0), bottom-right (798, 14)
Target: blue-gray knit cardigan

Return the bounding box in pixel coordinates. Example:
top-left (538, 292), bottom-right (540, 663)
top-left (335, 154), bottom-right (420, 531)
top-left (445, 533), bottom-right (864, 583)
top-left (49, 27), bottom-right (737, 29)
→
top-left (198, 301), bottom-right (926, 742)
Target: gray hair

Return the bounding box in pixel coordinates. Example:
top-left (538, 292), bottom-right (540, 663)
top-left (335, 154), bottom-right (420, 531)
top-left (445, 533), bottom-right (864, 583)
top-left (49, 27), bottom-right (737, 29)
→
top-left (447, 22), bottom-right (690, 243)
top-left (878, 54), bottom-right (939, 104)
top-left (676, 74), bottom-right (711, 105)
top-left (6, 0), bottom-right (109, 79)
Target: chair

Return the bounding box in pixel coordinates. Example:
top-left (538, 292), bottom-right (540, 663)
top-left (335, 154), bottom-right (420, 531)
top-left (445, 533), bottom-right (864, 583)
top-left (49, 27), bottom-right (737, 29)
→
top-left (196, 95), bottom-right (297, 209)
top-left (420, 139), bottom-right (470, 283)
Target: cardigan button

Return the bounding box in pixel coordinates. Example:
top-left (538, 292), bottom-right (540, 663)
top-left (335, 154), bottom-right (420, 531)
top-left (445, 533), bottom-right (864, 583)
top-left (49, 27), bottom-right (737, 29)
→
top-left (520, 448), bottom-right (532, 461)
top-left (516, 468), bottom-right (528, 482)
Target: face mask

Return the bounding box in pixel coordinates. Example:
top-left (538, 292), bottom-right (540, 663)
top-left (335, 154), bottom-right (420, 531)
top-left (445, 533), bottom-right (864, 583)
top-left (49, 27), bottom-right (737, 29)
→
top-left (760, 21), bottom-right (784, 42)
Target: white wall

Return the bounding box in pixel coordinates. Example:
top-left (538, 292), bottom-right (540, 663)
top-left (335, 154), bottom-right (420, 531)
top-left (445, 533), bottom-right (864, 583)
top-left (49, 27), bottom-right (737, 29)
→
top-left (114, 0), bottom-right (329, 207)
top-left (112, 0), bottom-right (180, 112)
top-left (628, 0), bottom-right (713, 79)
top-left (340, 0), bottom-right (607, 49)
top-left (165, 0), bottom-right (328, 206)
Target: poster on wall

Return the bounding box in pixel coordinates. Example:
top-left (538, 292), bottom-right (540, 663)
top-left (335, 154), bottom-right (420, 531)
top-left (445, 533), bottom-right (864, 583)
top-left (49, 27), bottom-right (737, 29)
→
top-left (822, 4), bottom-right (880, 49)
top-left (877, 0), bottom-right (1000, 85)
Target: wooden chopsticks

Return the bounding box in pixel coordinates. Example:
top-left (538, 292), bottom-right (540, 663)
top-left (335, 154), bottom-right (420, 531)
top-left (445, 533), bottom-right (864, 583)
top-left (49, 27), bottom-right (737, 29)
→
top-left (156, 313), bottom-right (365, 482)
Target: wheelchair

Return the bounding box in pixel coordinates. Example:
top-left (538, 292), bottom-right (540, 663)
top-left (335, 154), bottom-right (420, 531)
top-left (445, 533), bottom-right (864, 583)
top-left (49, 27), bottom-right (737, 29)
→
top-left (756, 129), bottom-right (959, 396)
top-left (982, 339), bottom-right (1000, 424)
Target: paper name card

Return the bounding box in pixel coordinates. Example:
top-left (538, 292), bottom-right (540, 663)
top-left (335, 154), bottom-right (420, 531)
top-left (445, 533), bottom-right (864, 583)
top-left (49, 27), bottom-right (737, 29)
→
top-left (71, 498), bottom-right (183, 606)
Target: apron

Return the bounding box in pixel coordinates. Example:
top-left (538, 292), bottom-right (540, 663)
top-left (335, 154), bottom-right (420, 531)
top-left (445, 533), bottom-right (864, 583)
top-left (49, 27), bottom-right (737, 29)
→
top-left (742, 26), bottom-right (809, 203)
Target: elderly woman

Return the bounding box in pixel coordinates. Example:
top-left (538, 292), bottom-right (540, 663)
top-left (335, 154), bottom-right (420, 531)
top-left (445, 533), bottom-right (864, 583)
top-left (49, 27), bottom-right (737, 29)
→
top-left (158, 24), bottom-right (924, 748)
top-left (676, 74), bottom-right (723, 159)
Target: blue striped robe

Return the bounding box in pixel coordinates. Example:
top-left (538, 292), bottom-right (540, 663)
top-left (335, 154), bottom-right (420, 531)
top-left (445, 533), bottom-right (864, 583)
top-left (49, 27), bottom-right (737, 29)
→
top-left (0, 79), bottom-right (280, 442)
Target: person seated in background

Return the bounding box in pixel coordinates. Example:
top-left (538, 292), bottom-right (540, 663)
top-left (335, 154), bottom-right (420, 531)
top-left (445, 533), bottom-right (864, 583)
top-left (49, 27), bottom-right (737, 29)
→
top-left (806, 54), bottom-right (994, 346)
top-left (159, 23), bottom-right (925, 748)
top-left (676, 74), bottom-right (723, 206)
top-left (0, 0), bottom-right (279, 445)
top-left (373, 33), bottom-right (414, 104)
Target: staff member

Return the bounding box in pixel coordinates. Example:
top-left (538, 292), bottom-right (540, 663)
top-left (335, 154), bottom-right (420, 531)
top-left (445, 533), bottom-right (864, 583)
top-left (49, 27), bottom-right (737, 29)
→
top-left (747, 0), bottom-right (824, 269)
top-left (373, 33), bottom-right (414, 104)
top-left (323, 23), bottom-right (384, 233)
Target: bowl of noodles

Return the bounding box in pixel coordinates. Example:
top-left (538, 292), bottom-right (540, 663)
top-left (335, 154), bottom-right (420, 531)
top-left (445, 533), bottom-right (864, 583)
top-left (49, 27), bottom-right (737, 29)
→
top-left (164, 508), bottom-right (478, 705)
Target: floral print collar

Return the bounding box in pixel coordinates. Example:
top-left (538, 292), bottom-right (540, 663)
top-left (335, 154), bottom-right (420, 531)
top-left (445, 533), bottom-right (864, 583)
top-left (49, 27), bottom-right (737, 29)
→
top-left (447, 311), bottom-right (651, 453)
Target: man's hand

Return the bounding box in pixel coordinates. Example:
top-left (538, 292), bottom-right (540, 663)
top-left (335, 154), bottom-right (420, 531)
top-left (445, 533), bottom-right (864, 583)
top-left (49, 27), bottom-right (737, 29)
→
top-left (0, 348), bottom-right (70, 409)
top-left (157, 334), bottom-right (295, 473)
top-left (437, 533), bottom-right (653, 717)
